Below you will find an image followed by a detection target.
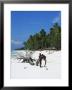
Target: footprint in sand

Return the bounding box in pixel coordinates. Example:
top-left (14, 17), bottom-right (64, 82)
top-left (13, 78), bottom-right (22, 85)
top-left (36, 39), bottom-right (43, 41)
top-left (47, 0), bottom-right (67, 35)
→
top-left (24, 67), bottom-right (27, 69)
top-left (45, 66), bottom-right (48, 70)
top-left (46, 68), bottom-right (48, 70)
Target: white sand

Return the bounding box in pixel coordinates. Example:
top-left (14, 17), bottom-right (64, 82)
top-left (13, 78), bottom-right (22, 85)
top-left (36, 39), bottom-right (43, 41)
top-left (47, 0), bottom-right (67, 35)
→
top-left (11, 50), bottom-right (61, 79)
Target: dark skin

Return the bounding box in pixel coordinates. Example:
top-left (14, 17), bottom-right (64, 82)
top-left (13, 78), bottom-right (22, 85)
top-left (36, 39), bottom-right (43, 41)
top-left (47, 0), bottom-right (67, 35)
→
top-left (37, 53), bottom-right (46, 67)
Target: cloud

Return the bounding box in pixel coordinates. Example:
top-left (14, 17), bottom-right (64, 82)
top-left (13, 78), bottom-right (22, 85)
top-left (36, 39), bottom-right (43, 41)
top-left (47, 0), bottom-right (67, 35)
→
top-left (11, 40), bottom-right (22, 45)
top-left (52, 14), bottom-right (61, 24)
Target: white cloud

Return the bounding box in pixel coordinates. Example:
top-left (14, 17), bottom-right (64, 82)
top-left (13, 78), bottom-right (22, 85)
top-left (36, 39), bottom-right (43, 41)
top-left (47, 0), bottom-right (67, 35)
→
top-left (52, 14), bottom-right (61, 24)
top-left (11, 40), bottom-right (22, 45)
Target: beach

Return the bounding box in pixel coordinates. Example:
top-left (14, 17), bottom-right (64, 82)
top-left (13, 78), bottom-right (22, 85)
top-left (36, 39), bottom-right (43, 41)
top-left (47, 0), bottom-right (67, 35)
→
top-left (11, 50), bottom-right (61, 79)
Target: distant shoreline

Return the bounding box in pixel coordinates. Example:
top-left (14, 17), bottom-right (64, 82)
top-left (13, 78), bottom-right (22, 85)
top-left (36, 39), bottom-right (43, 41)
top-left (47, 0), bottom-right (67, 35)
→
top-left (13, 48), bottom-right (61, 51)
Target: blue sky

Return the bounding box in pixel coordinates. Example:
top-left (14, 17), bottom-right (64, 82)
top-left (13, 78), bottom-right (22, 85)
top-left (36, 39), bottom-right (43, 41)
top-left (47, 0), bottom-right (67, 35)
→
top-left (11, 11), bottom-right (61, 50)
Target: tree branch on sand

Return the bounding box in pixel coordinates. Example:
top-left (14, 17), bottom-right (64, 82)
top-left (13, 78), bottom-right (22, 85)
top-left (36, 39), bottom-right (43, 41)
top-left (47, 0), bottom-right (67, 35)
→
top-left (16, 53), bottom-right (35, 65)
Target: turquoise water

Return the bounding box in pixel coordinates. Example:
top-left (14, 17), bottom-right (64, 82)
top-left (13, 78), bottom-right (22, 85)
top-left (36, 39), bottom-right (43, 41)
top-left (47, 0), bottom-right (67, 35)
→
top-left (11, 50), bottom-right (19, 58)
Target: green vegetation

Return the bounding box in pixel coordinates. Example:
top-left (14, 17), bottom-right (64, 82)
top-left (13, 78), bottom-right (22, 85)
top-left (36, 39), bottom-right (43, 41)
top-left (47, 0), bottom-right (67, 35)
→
top-left (23, 23), bottom-right (61, 50)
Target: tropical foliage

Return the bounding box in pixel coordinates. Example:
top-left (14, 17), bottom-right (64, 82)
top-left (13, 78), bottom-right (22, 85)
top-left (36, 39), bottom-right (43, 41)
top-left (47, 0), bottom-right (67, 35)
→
top-left (23, 23), bottom-right (61, 50)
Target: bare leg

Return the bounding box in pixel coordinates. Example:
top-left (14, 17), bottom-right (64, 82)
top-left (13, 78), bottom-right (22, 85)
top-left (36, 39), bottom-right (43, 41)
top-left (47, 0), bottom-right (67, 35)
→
top-left (44, 59), bottom-right (46, 67)
top-left (40, 60), bottom-right (42, 67)
top-left (37, 61), bottom-right (38, 66)
top-left (36, 60), bottom-right (39, 66)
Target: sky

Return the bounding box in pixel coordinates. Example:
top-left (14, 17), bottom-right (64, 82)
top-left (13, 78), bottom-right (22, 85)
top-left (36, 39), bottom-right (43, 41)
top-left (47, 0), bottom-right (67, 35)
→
top-left (11, 11), bottom-right (61, 50)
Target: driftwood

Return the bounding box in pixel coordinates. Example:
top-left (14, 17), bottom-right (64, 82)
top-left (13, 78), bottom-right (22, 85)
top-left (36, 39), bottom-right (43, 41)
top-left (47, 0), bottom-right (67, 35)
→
top-left (17, 56), bottom-right (35, 65)
top-left (16, 53), bottom-right (46, 67)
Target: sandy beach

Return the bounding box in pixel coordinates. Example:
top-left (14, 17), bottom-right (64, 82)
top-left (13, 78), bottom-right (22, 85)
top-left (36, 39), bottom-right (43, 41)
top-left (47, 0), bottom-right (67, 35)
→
top-left (11, 50), bottom-right (61, 79)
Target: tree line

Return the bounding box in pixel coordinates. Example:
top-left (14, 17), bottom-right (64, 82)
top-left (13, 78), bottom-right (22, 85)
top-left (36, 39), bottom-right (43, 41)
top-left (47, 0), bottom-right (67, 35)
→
top-left (22, 23), bottom-right (61, 50)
